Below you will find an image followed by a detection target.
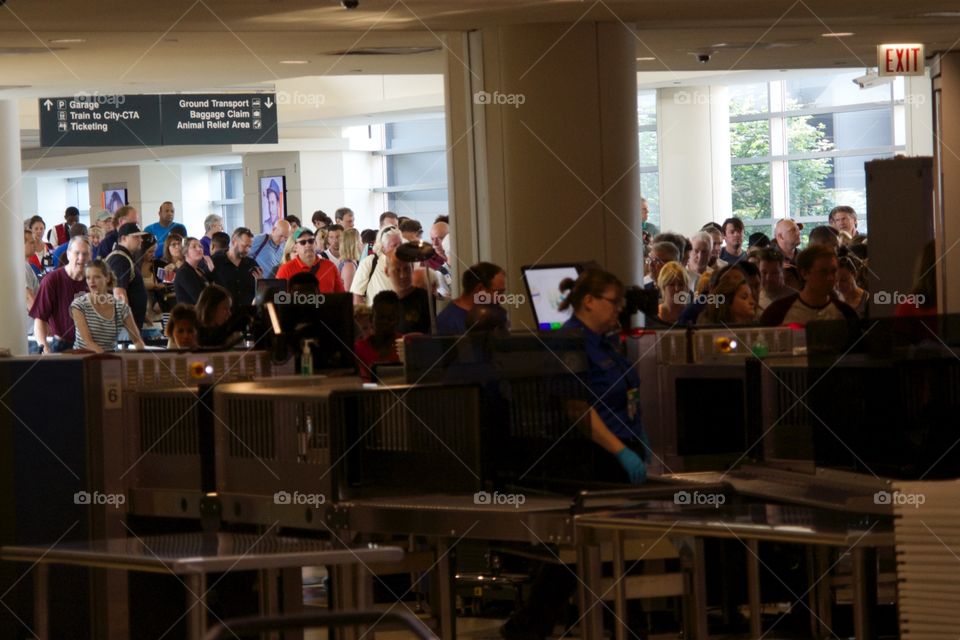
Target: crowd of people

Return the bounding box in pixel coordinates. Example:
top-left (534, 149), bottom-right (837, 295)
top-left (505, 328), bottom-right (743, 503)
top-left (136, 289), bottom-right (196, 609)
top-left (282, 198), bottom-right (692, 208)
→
top-left (25, 197), bottom-right (916, 369)
top-left (23, 204), bottom-right (472, 366)
top-left (635, 204), bottom-right (922, 328)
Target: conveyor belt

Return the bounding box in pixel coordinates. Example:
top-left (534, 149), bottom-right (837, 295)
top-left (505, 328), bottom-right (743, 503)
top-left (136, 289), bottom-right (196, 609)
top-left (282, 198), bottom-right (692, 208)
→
top-left (341, 493), bottom-right (572, 513)
top-left (329, 493), bottom-right (578, 544)
top-left (577, 501), bottom-right (892, 546)
top-left (665, 465), bottom-right (893, 514)
top-left (328, 480), bottom-right (734, 544)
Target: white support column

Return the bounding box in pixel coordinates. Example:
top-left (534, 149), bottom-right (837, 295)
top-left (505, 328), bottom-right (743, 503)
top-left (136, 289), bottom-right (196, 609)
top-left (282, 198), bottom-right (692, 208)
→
top-left (445, 22), bottom-right (643, 324)
top-left (658, 86), bottom-right (731, 237)
top-left (709, 87), bottom-right (733, 223)
top-left (0, 100), bottom-right (27, 355)
top-left (905, 73), bottom-right (934, 157)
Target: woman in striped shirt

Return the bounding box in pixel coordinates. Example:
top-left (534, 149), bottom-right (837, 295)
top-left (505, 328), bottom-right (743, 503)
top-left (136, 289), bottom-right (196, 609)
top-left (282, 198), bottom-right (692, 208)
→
top-left (70, 259), bottom-right (145, 353)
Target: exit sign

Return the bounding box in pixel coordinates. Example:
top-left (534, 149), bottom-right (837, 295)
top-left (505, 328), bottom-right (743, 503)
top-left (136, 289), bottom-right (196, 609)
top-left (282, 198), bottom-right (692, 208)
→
top-left (878, 44), bottom-right (925, 76)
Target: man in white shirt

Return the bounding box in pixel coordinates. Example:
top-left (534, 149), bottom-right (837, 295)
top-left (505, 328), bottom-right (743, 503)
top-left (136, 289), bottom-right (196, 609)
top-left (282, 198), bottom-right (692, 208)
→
top-left (350, 227), bottom-right (402, 305)
top-left (321, 224), bottom-right (342, 262)
top-left (760, 244), bottom-right (857, 326)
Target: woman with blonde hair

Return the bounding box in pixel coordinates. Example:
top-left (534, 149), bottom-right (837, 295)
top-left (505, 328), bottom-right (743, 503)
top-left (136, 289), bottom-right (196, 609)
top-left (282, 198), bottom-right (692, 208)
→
top-left (656, 261), bottom-right (690, 324)
top-left (339, 227), bottom-right (362, 292)
top-left (88, 226), bottom-right (103, 251)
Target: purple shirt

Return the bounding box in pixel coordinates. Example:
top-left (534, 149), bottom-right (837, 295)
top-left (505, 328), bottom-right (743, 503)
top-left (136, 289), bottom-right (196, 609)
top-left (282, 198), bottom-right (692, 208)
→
top-left (200, 235), bottom-right (212, 256)
top-left (28, 267), bottom-right (89, 345)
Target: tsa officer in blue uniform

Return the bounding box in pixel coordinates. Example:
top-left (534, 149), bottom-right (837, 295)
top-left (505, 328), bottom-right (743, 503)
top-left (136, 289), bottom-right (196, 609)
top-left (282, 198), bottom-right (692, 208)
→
top-left (557, 268), bottom-right (649, 483)
top-left (501, 268), bottom-right (649, 640)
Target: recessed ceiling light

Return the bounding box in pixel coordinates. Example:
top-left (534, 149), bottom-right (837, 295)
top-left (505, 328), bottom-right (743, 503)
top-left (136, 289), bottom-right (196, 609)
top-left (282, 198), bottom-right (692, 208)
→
top-left (822, 32), bottom-right (855, 38)
top-left (636, 57), bottom-right (655, 61)
top-left (279, 59), bottom-right (309, 64)
top-left (49, 38), bottom-right (86, 44)
top-left (917, 11), bottom-right (960, 18)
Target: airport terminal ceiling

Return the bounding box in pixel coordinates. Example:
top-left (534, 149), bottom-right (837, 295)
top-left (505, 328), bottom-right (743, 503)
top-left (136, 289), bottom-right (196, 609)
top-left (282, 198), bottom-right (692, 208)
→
top-left (0, 0), bottom-right (959, 100)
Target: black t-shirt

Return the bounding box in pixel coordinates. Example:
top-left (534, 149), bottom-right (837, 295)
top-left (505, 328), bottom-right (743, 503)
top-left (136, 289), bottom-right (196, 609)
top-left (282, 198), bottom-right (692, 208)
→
top-left (397, 287), bottom-right (432, 334)
top-left (107, 246), bottom-right (147, 329)
top-left (210, 252), bottom-right (259, 309)
top-left (174, 263), bottom-right (210, 305)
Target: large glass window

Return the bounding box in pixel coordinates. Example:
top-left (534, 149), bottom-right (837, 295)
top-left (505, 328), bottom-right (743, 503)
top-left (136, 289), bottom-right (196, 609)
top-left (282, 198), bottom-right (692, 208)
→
top-left (377, 117), bottom-right (448, 229)
top-left (638, 90), bottom-right (660, 228)
top-left (730, 71), bottom-right (906, 235)
top-left (212, 166), bottom-right (244, 230)
top-left (66, 177), bottom-right (90, 224)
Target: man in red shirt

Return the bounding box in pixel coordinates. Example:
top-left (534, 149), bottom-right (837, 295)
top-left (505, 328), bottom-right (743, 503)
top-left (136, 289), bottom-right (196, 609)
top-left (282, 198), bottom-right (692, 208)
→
top-left (276, 228), bottom-right (345, 293)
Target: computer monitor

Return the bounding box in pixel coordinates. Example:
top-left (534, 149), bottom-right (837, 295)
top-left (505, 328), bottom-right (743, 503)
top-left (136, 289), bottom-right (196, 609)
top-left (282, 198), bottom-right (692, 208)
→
top-left (255, 278), bottom-right (286, 306)
top-left (521, 263), bottom-right (583, 331)
top-left (264, 292), bottom-right (355, 371)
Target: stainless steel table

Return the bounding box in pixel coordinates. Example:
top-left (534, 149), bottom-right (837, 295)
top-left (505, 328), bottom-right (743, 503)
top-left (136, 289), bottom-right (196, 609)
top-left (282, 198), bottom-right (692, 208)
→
top-left (576, 501), bottom-right (893, 640)
top-left (330, 492), bottom-right (578, 639)
top-left (329, 483), bottom-right (710, 639)
top-left (1, 533), bottom-right (404, 640)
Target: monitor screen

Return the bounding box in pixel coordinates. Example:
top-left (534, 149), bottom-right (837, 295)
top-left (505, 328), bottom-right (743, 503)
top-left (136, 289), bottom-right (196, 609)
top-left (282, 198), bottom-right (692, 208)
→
top-left (255, 278), bottom-right (287, 306)
top-left (259, 175), bottom-right (286, 233)
top-left (521, 264), bottom-right (580, 331)
top-left (265, 292), bottom-right (355, 371)
top-left (102, 188), bottom-right (127, 214)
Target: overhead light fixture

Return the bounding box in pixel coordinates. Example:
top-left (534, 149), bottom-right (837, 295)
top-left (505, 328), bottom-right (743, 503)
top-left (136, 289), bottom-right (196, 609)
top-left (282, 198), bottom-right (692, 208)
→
top-left (325, 46), bottom-right (440, 56)
top-left (279, 59), bottom-right (309, 64)
top-left (49, 38), bottom-right (86, 44)
top-left (916, 11), bottom-right (960, 18)
top-left (822, 32), bottom-right (855, 38)
top-left (636, 57), bottom-right (655, 61)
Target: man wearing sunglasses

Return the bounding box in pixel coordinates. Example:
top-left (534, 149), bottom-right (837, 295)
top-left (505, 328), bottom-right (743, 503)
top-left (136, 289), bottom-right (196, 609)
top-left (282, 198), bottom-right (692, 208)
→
top-left (276, 227), bottom-right (345, 293)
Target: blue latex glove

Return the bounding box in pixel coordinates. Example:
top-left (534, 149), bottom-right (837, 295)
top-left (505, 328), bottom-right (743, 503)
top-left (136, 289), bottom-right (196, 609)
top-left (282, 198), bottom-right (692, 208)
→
top-left (616, 447), bottom-right (647, 485)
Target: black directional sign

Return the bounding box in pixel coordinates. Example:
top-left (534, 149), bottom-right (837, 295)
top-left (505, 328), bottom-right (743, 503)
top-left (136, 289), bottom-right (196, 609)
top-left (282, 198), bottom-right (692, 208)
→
top-left (160, 93), bottom-right (278, 145)
top-left (38, 93), bottom-right (279, 147)
top-left (38, 95), bottom-right (162, 147)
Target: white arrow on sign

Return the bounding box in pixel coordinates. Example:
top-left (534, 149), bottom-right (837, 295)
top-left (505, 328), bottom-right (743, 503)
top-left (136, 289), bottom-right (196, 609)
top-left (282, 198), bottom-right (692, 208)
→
top-left (264, 98), bottom-right (274, 109)
top-left (43, 99), bottom-right (53, 111)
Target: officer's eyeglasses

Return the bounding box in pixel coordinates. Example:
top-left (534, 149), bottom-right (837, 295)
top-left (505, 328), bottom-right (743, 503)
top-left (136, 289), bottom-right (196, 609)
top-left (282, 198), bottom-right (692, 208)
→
top-left (599, 296), bottom-right (625, 310)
